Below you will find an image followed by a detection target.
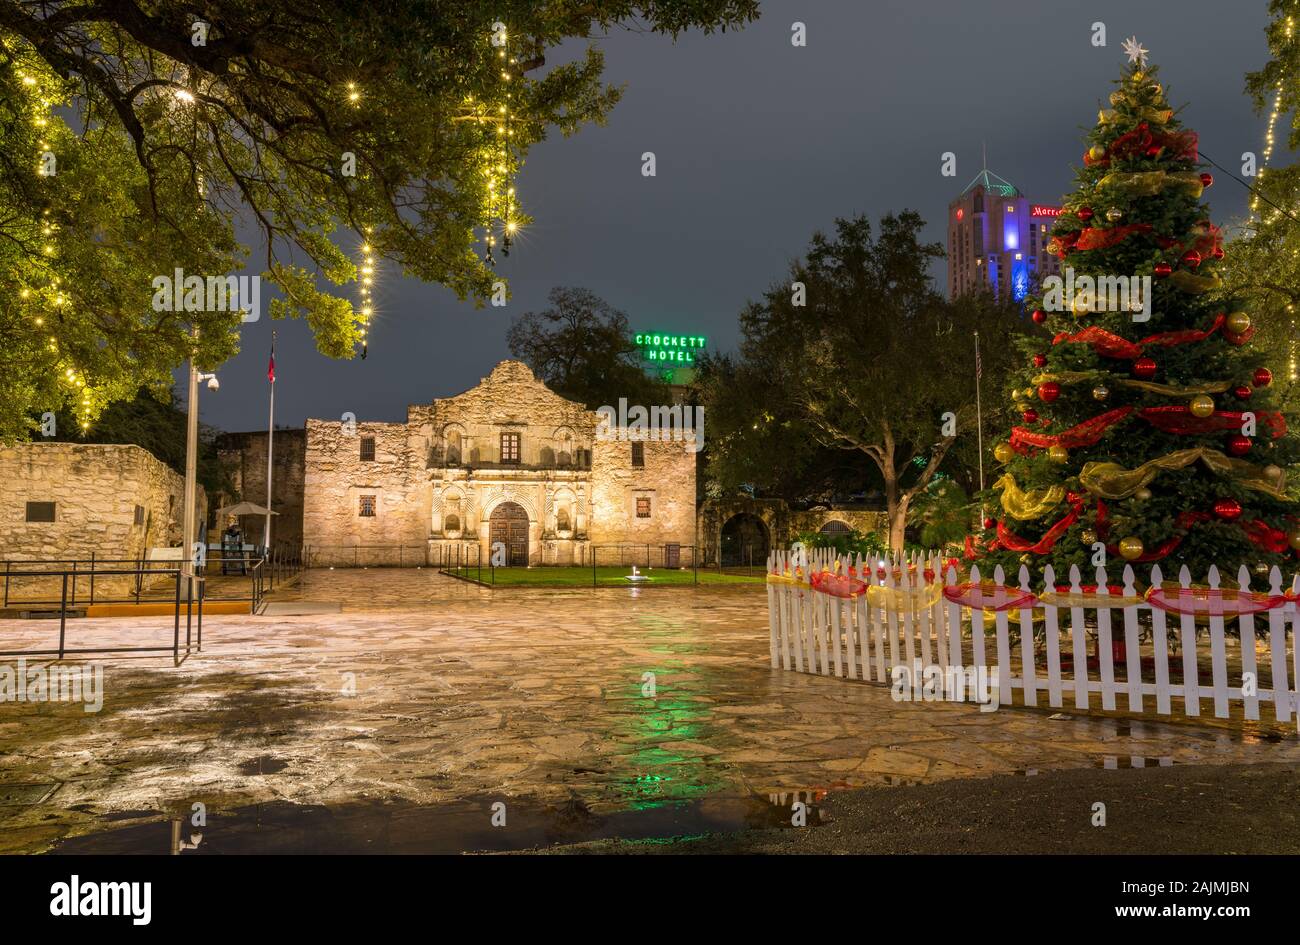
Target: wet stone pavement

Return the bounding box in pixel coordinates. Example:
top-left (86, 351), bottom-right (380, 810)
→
top-left (2, 569), bottom-right (1299, 853)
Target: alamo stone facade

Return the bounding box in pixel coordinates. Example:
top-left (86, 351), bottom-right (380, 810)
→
top-left (301, 361), bottom-right (697, 566)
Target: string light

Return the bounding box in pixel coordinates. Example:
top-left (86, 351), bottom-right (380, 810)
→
top-left (357, 228), bottom-right (375, 359)
top-left (1251, 15), bottom-right (1294, 218)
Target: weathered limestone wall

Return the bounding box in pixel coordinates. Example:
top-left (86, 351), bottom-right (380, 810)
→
top-left (302, 419), bottom-right (426, 555)
top-left (215, 429), bottom-right (306, 548)
top-left (788, 508), bottom-right (889, 537)
top-left (589, 434), bottom-right (696, 549)
top-left (301, 361), bottom-right (699, 566)
top-left (0, 443), bottom-right (206, 597)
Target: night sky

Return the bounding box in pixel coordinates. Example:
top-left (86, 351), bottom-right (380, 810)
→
top-left (195, 0), bottom-right (1284, 433)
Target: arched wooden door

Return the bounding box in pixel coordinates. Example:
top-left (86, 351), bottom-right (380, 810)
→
top-left (489, 502), bottom-right (530, 566)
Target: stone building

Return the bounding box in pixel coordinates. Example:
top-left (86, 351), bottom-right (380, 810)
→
top-left (0, 442), bottom-right (206, 596)
top-left (301, 361), bottom-right (697, 566)
top-left (215, 428), bottom-right (306, 550)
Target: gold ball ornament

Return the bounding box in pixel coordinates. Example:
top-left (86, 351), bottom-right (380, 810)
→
top-left (1289, 529), bottom-right (1300, 551)
top-left (1189, 394), bottom-right (1215, 418)
top-left (1118, 536), bottom-right (1145, 561)
top-left (1048, 445), bottom-right (1069, 463)
top-left (1106, 208), bottom-right (1123, 222)
top-left (1264, 464), bottom-right (1284, 483)
top-left (1134, 488), bottom-right (1152, 501)
top-left (993, 442), bottom-right (1015, 463)
top-left (1225, 311), bottom-right (1251, 334)
top-left (1080, 529), bottom-right (1097, 545)
top-left (1071, 293), bottom-right (1092, 316)
top-left (1088, 145), bottom-right (1106, 161)
top-left (1092, 385), bottom-right (1109, 401)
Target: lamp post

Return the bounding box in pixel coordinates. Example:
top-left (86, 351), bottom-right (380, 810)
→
top-left (181, 346), bottom-right (220, 577)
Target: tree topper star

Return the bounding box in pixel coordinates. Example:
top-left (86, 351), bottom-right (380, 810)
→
top-left (1122, 36), bottom-right (1149, 67)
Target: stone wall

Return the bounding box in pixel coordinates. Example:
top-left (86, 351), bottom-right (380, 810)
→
top-left (215, 429), bottom-right (305, 549)
top-left (0, 443), bottom-right (206, 598)
top-left (698, 498), bottom-right (888, 564)
top-left (302, 419), bottom-right (425, 554)
top-left (300, 361), bottom-right (699, 567)
top-left (589, 434), bottom-right (697, 551)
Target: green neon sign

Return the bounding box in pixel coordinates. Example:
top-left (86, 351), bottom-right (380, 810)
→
top-left (634, 332), bottom-right (707, 364)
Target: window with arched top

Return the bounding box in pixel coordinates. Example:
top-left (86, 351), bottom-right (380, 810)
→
top-left (444, 513), bottom-right (461, 536)
top-left (444, 427), bottom-right (462, 465)
top-left (556, 506), bottom-right (571, 533)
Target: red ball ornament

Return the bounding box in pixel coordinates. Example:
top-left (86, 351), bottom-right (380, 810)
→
top-left (1213, 498), bottom-right (1243, 522)
top-left (1253, 367), bottom-right (1273, 388)
top-left (1132, 357), bottom-right (1157, 380)
top-left (1226, 435), bottom-right (1251, 457)
top-left (1212, 246), bottom-right (1225, 260)
top-left (983, 517), bottom-right (995, 530)
top-left (1022, 409), bottom-right (1039, 424)
top-left (1077, 206), bottom-right (1094, 221)
top-left (1032, 353), bottom-right (1047, 368)
top-left (1038, 382), bottom-right (1061, 403)
top-left (1145, 144), bottom-right (1162, 158)
top-left (1200, 172), bottom-right (1214, 187)
top-left (1066, 491), bottom-right (1083, 506)
top-left (1031, 309), bottom-right (1047, 324)
top-left (1233, 385), bottom-right (1252, 400)
top-left (1154, 262), bottom-right (1173, 278)
top-left (1181, 250), bottom-right (1201, 268)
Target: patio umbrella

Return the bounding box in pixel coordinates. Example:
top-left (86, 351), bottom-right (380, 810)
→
top-left (216, 501), bottom-right (279, 518)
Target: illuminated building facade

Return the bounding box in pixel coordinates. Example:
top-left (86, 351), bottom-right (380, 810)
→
top-left (947, 168), bottom-right (1061, 302)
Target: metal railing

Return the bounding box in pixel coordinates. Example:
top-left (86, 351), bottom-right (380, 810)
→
top-left (0, 566), bottom-right (204, 661)
top-left (303, 544), bottom-right (429, 569)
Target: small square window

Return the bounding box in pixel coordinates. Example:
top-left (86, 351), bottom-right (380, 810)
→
top-left (359, 495), bottom-right (376, 517)
top-left (631, 441), bottom-right (644, 468)
top-left (636, 497), bottom-right (651, 519)
top-left (25, 501), bottom-right (55, 523)
top-left (134, 505), bottom-right (145, 526)
top-left (360, 436), bottom-right (376, 462)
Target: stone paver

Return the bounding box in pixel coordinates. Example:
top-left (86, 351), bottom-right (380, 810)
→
top-left (1, 570), bottom-right (1297, 852)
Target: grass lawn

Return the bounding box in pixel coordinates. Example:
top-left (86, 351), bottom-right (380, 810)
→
top-left (446, 566), bottom-right (764, 587)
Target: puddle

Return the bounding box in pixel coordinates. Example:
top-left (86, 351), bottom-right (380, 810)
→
top-left (236, 756), bottom-right (290, 776)
top-left (50, 792), bottom-right (828, 854)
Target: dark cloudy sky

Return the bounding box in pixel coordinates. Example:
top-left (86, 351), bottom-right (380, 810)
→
top-left (196, 0), bottom-right (1283, 433)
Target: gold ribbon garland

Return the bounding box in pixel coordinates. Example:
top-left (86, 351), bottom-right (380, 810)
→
top-left (1033, 372), bottom-right (1232, 398)
top-left (1168, 270), bottom-right (1222, 294)
top-left (1097, 170), bottom-right (1205, 199)
top-left (994, 473), bottom-right (1065, 520)
top-left (1079, 447), bottom-right (1291, 500)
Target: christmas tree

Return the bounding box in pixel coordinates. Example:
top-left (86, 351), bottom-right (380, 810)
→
top-left (974, 42), bottom-right (1299, 584)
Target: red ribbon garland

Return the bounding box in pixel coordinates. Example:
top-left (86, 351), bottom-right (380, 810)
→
top-left (1084, 123), bottom-right (1199, 167)
top-left (1138, 407), bottom-right (1287, 439)
top-left (1074, 223), bottom-right (1153, 251)
top-left (1011, 407), bottom-right (1133, 452)
top-left (1052, 314), bottom-right (1226, 360)
top-left (995, 496), bottom-right (1086, 554)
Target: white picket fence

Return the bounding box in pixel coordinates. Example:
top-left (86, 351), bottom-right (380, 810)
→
top-left (765, 548), bottom-right (1300, 732)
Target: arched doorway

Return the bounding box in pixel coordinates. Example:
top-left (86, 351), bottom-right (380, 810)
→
top-left (489, 501), bottom-right (530, 566)
top-left (720, 513), bottom-right (769, 568)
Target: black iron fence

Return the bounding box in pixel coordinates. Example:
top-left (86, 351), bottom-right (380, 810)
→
top-left (2, 548), bottom-right (301, 608)
top-left (0, 565), bottom-right (204, 661)
top-left (304, 544), bottom-right (431, 569)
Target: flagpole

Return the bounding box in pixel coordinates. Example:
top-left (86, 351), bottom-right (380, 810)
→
top-left (974, 330), bottom-right (985, 518)
top-left (264, 331), bottom-right (275, 554)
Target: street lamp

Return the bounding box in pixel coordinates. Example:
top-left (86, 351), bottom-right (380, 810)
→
top-left (181, 354), bottom-right (220, 577)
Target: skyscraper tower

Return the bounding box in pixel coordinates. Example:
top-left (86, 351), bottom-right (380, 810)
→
top-left (947, 163), bottom-right (1061, 302)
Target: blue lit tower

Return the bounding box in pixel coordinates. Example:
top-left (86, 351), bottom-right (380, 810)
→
top-left (947, 166), bottom-right (1061, 302)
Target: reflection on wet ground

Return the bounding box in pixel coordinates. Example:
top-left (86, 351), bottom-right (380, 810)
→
top-left (52, 793), bottom-right (826, 854)
top-left (2, 570), bottom-right (1298, 853)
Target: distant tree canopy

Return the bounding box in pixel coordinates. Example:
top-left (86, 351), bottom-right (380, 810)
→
top-left (699, 211), bottom-right (1026, 550)
top-left (0, 1), bottom-right (758, 439)
top-left (506, 286), bottom-right (669, 410)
